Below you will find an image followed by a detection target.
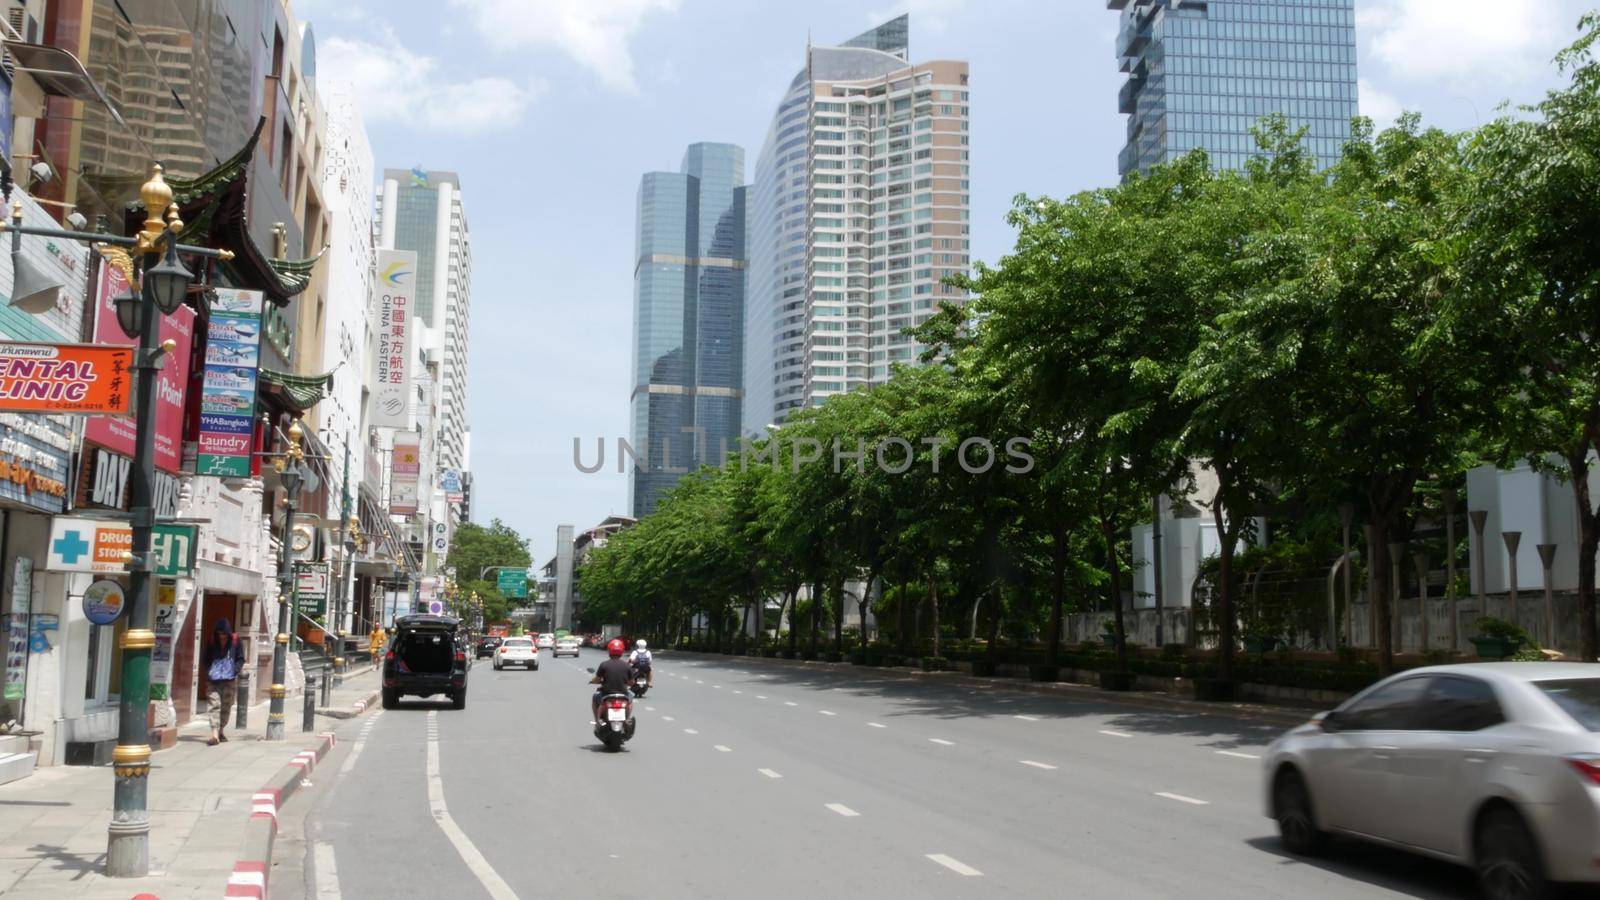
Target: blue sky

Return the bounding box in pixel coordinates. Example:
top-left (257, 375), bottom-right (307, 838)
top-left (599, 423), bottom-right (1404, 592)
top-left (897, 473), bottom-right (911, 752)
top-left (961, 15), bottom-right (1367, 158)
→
top-left (295, 0), bottom-right (1596, 566)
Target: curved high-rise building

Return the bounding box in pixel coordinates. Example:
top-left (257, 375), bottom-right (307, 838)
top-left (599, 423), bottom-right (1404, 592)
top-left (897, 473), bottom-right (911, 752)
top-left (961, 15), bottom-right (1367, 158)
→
top-left (744, 15), bottom-right (971, 434)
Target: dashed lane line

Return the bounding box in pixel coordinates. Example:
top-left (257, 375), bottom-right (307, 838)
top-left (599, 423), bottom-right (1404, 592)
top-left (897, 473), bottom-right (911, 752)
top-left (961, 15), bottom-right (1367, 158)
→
top-left (867, 722), bottom-right (887, 729)
top-left (758, 769), bottom-right (783, 779)
top-left (927, 854), bottom-right (983, 877)
top-left (819, 710), bottom-right (836, 716)
top-left (825, 803), bottom-right (861, 817)
top-left (1215, 750), bottom-right (1261, 760)
top-left (1019, 760), bottom-right (1057, 770)
top-left (1099, 730), bottom-right (1133, 738)
top-left (928, 738), bottom-right (955, 746)
top-left (1155, 792), bottom-right (1210, 806)
top-left (714, 745), bottom-right (732, 752)
top-left (1013, 714), bottom-right (1040, 721)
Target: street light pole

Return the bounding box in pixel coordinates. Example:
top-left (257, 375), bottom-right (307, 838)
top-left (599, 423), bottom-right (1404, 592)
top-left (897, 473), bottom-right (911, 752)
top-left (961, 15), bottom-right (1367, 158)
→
top-left (266, 419), bottom-right (307, 741)
top-left (331, 437), bottom-right (352, 688)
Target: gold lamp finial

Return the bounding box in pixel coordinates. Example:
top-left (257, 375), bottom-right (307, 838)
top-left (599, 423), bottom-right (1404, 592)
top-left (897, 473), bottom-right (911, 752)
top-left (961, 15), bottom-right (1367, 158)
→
top-left (138, 164), bottom-right (173, 249)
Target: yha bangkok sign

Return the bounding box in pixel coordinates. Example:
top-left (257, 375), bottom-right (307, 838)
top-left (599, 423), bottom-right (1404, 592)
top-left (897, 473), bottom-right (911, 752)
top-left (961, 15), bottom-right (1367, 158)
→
top-left (0, 342), bottom-right (133, 415)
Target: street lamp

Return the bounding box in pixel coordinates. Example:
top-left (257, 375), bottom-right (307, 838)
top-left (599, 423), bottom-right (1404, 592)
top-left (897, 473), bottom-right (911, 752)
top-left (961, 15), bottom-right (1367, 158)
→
top-left (0, 164), bottom-right (240, 879)
top-left (266, 418), bottom-right (307, 742)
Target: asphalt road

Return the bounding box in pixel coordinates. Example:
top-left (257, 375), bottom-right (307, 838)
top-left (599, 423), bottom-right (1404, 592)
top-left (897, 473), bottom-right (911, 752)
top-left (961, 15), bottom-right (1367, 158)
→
top-left (277, 649), bottom-right (1482, 899)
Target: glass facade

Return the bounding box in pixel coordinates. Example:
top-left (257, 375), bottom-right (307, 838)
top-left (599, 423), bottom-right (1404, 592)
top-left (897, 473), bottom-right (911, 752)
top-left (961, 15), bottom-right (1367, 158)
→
top-left (1111, 0), bottom-right (1358, 178)
top-left (630, 144), bottom-right (747, 518)
top-left (389, 183), bottom-right (441, 324)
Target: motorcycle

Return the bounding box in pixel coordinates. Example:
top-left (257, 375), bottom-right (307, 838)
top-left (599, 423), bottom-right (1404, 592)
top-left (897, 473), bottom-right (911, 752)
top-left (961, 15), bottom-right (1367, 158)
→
top-left (630, 669), bottom-right (650, 698)
top-left (588, 668), bottom-right (636, 751)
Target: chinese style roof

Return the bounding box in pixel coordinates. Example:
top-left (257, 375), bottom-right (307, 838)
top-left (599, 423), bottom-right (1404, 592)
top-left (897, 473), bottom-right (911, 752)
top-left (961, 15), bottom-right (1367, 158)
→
top-left (257, 368), bottom-right (333, 413)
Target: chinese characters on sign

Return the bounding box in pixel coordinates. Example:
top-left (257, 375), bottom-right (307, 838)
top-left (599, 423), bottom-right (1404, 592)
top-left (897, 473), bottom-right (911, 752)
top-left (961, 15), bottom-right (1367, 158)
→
top-left (85, 262), bottom-right (194, 472)
top-left (196, 289), bottom-right (265, 477)
top-left (389, 432), bottom-right (420, 516)
top-left (370, 249), bottom-right (416, 429)
top-left (0, 342), bottom-right (133, 415)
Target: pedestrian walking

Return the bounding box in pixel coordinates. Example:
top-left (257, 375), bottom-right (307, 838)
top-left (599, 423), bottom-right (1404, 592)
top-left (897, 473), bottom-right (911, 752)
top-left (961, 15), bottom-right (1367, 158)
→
top-left (369, 623), bottom-right (387, 669)
top-left (201, 618), bottom-right (245, 745)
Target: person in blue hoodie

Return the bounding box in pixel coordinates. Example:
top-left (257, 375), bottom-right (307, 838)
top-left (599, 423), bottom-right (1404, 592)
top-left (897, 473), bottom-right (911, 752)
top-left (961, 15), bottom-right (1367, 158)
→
top-left (201, 618), bottom-right (245, 745)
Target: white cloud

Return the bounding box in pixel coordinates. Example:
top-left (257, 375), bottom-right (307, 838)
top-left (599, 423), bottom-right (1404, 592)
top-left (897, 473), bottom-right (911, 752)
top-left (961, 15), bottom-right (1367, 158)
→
top-left (1357, 78), bottom-right (1404, 131)
top-left (320, 29), bottom-right (543, 133)
top-left (446, 0), bottom-right (679, 94)
top-left (869, 0), bottom-right (966, 32)
top-left (1359, 0), bottom-right (1584, 86)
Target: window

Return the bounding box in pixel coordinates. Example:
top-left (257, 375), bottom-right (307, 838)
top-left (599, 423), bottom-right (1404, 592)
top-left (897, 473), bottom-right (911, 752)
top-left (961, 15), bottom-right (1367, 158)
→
top-left (1421, 677), bottom-right (1505, 731)
top-left (1335, 677), bottom-right (1431, 731)
top-left (1537, 679), bottom-right (1600, 731)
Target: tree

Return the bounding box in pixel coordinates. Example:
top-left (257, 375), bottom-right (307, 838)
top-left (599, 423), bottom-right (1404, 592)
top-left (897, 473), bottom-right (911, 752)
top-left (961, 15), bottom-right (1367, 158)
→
top-left (445, 519), bottom-right (533, 598)
top-left (1465, 14), bottom-right (1600, 660)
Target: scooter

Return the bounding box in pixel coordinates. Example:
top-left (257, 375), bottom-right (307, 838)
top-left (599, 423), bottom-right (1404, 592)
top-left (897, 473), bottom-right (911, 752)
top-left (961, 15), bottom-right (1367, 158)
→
top-left (588, 668), bottom-right (636, 751)
top-left (630, 669), bottom-right (650, 698)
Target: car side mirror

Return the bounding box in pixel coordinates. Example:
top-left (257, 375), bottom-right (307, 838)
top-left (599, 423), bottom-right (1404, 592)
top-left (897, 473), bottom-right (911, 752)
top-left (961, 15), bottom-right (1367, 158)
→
top-left (1319, 710), bottom-right (1342, 732)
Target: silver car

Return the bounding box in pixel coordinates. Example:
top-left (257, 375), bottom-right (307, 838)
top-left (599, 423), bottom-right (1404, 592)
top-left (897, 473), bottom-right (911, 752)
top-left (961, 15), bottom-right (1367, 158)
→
top-left (1264, 662), bottom-right (1600, 900)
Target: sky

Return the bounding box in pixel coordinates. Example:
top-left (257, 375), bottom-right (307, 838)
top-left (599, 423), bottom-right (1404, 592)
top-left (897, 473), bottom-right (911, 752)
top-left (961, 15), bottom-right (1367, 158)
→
top-left (293, 0), bottom-right (1596, 567)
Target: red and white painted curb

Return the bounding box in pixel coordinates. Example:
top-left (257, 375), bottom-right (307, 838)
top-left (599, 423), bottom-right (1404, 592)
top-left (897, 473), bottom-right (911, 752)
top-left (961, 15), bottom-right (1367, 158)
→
top-left (224, 859), bottom-right (267, 898)
top-left (221, 730), bottom-right (340, 897)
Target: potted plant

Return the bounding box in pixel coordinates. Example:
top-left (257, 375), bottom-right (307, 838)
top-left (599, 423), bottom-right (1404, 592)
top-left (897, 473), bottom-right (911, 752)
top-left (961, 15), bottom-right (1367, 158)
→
top-left (1470, 617), bottom-right (1527, 659)
top-left (1101, 619), bottom-right (1118, 648)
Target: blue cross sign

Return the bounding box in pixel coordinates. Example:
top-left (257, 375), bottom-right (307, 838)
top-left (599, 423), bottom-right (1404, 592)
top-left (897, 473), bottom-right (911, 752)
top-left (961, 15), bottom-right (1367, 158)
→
top-left (53, 530), bottom-right (90, 565)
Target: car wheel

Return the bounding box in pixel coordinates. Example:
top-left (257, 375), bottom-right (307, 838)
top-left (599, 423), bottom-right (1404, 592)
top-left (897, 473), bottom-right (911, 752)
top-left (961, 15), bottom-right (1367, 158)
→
top-left (451, 690), bottom-right (467, 711)
top-left (1476, 807), bottom-right (1547, 900)
top-left (381, 688), bottom-right (398, 710)
top-left (1272, 767), bottom-right (1325, 856)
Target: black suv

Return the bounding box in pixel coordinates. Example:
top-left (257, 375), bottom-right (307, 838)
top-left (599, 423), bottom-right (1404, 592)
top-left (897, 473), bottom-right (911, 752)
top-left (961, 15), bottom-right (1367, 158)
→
top-left (475, 635), bottom-right (502, 659)
top-left (382, 614), bottom-right (469, 709)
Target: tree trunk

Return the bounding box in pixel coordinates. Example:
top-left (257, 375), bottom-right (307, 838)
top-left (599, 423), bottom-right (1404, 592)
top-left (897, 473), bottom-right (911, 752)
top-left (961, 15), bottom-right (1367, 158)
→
top-left (858, 568), bottom-right (879, 648)
top-left (1569, 450), bottom-right (1599, 661)
top-left (928, 569), bottom-right (942, 659)
top-left (786, 587), bottom-right (799, 655)
top-left (986, 585), bottom-right (1002, 661)
top-left (1048, 522), bottom-right (1068, 662)
top-left (1369, 520), bottom-right (1395, 676)
top-left (1102, 520), bottom-right (1128, 673)
top-left (1212, 502), bottom-right (1238, 683)
top-left (832, 577), bottom-right (845, 655)
top-left (809, 580), bottom-right (821, 654)
top-left (897, 569), bottom-right (910, 651)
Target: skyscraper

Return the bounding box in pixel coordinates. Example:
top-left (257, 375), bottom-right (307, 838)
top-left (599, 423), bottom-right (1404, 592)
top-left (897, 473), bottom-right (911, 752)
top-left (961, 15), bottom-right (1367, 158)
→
top-left (1111, 0), bottom-right (1358, 178)
top-left (377, 168), bottom-right (473, 523)
top-left (744, 16), bottom-right (971, 433)
top-left (629, 143), bottom-right (748, 518)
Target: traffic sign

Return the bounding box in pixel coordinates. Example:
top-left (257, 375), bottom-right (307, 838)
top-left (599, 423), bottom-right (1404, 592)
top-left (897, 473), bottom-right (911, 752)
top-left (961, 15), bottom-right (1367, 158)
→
top-left (495, 567), bottom-right (528, 598)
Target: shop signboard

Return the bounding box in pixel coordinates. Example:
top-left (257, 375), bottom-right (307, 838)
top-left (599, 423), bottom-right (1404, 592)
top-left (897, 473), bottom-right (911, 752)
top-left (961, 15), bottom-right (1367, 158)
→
top-left (496, 567), bottom-right (528, 599)
top-left (77, 441), bottom-right (182, 519)
top-left (196, 289), bottom-right (265, 477)
top-left (85, 263), bottom-right (195, 472)
top-left (294, 562), bottom-right (330, 618)
top-left (0, 341), bottom-right (133, 415)
top-left (149, 583), bottom-right (177, 701)
top-left (440, 468), bottom-right (464, 504)
top-left (82, 579), bottom-right (126, 625)
top-left (0, 413), bottom-right (73, 514)
top-left (370, 249), bottom-right (416, 428)
top-left (46, 517), bottom-right (197, 575)
top-left (389, 432), bottom-right (420, 516)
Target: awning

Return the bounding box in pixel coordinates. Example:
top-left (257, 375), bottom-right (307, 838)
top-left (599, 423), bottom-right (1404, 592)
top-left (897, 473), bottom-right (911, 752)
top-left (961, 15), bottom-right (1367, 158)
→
top-left (257, 368), bottom-right (332, 414)
top-left (4, 41), bottom-right (124, 125)
top-left (198, 558), bottom-right (265, 596)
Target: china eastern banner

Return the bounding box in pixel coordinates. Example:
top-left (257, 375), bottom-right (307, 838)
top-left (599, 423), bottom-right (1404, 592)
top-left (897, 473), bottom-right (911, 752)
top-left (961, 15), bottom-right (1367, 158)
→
top-left (0, 342), bottom-right (133, 414)
top-left (195, 289), bottom-right (264, 477)
top-left (370, 248), bottom-right (416, 428)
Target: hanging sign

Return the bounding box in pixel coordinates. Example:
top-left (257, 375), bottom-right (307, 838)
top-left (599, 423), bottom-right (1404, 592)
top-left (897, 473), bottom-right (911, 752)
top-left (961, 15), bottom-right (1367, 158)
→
top-left (389, 432), bottom-right (420, 516)
top-left (85, 263), bottom-right (194, 472)
top-left (196, 289), bottom-right (264, 477)
top-left (82, 579), bottom-right (126, 625)
top-left (370, 249), bottom-right (416, 428)
top-left (46, 517), bottom-right (196, 575)
top-left (0, 342), bottom-right (133, 414)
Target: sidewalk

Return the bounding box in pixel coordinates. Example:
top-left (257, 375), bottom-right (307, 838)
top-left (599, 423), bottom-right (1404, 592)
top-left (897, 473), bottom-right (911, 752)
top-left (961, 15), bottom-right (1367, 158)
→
top-left (0, 665), bottom-right (382, 899)
top-left (669, 651), bottom-right (1320, 728)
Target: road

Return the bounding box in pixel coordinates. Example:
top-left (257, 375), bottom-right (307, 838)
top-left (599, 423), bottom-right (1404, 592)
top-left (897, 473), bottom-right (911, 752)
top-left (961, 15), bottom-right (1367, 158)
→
top-left (277, 650), bottom-right (1479, 899)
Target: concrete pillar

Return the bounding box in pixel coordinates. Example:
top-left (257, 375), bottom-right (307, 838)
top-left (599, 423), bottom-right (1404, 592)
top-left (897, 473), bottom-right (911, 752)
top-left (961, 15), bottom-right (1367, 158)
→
top-left (1413, 551), bottom-right (1429, 653)
top-left (1537, 543), bottom-right (1558, 650)
top-left (1503, 531), bottom-right (1522, 630)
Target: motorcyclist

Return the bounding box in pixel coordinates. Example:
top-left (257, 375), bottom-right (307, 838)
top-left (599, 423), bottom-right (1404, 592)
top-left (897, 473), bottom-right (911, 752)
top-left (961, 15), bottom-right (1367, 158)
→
top-left (590, 638), bottom-right (634, 723)
top-left (627, 639), bottom-right (654, 688)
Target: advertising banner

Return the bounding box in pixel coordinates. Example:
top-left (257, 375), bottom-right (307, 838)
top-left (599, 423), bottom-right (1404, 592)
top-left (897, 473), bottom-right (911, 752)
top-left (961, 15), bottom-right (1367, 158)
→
top-left (196, 289), bottom-right (264, 477)
top-left (3, 557), bottom-right (30, 702)
top-left (0, 342), bottom-right (134, 414)
top-left (149, 583), bottom-right (177, 701)
top-left (370, 249), bottom-right (416, 428)
top-left (440, 468), bottom-right (464, 504)
top-left (389, 432), bottom-right (420, 516)
top-left (85, 263), bottom-right (194, 472)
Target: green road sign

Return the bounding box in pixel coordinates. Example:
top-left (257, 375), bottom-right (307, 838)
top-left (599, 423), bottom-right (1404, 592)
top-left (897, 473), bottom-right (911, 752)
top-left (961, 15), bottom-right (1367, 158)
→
top-left (495, 567), bottom-right (528, 598)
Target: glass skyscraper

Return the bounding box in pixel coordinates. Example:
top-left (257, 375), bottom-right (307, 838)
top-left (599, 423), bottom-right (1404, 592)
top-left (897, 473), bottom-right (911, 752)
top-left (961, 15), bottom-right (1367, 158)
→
top-left (630, 143), bottom-right (748, 518)
top-left (1110, 0), bottom-right (1358, 178)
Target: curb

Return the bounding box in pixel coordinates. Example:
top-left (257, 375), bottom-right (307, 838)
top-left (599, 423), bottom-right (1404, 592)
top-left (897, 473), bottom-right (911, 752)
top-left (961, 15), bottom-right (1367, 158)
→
top-left (670, 651), bottom-right (1313, 728)
top-left (224, 731), bottom-right (335, 899)
top-left (316, 689), bottom-right (380, 720)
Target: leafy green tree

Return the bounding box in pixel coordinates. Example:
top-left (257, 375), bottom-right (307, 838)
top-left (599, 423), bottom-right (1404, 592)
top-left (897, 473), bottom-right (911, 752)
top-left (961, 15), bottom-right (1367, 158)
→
top-left (445, 519), bottom-right (533, 599)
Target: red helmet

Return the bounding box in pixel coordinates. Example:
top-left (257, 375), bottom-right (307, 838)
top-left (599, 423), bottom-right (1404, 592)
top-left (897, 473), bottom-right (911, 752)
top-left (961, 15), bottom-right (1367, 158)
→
top-left (606, 638), bottom-right (626, 657)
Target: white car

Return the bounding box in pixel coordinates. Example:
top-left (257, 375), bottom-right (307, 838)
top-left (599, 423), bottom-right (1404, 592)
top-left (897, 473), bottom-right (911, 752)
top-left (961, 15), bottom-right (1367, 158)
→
top-left (553, 637), bottom-right (580, 658)
top-left (1265, 662), bottom-right (1600, 900)
top-left (493, 637), bottom-right (539, 670)
top-left (536, 633), bottom-right (555, 650)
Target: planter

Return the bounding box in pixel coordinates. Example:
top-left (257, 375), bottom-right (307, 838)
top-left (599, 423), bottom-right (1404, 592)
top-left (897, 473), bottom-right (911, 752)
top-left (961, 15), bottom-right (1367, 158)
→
top-left (921, 656), bottom-right (947, 672)
top-left (1101, 633), bottom-right (1118, 648)
top-left (1193, 678), bottom-right (1238, 702)
top-left (1470, 635), bottom-right (1521, 660)
top-left (1099, 671), bottom-right (1136, 692)
top-left (1243, 636), bottom-right (1280, 654)
top-left (1028, 664), bottom-right (1060, 683)
top-left (970, 659), bottom-right (997, 677)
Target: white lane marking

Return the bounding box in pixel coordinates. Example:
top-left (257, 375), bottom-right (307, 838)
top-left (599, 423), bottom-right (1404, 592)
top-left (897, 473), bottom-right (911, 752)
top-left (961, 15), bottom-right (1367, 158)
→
top-left (338, 709), bottom-right (384, 776)
top-left (1099, 730), bottom-right (1133, 738)
top-left (696, 680), bottom-right (704, 684)
top-left (928, 738), bottom-right (954, 746)
top-left (314, 841), bottom-right (341, 897)
top-left (1013, 714), bottom-right (1040, 721)
top-left (661, 716), bottom-right (675, 722)
top-left (1155, 792), bottom-right (1210, 806)
top-left (758, 768), bottom-right (783, 779)
top-left (867, 722), bottom-right (887, 729)
top-left (713, 685), bottom-right (722, 689)
top-left (819, 710), bottom-right (836, 716)
top-left (756, 695), bottom-right (768, 700)
top-left (1019, 760), bottom-right (1057, 770)
top-left (733, 690), bottom-right (743, 695)
top-left (684, 728), bottom-right (699, 735)
top-left (645, 706), bottom-right (655, 711)
top-left (1216, 750), bottom-right (1261, 760)
top-left (714, 745), bottom-right (732, 752)
top-left (784, 701), bottom-right (798, 707)
top-left (425, 711), bottom-right (518, 899)
top-left (825, 803), bottom-right (860, 817)
top-left (927, 854), bottom-right (983, 876)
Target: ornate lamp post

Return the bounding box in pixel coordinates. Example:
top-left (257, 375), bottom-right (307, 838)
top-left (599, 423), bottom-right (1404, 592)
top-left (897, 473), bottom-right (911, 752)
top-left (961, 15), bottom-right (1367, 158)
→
top-left (266, 418), bottom-right (308, 741)
top-left (0, 164), bottom-right (235, 877)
